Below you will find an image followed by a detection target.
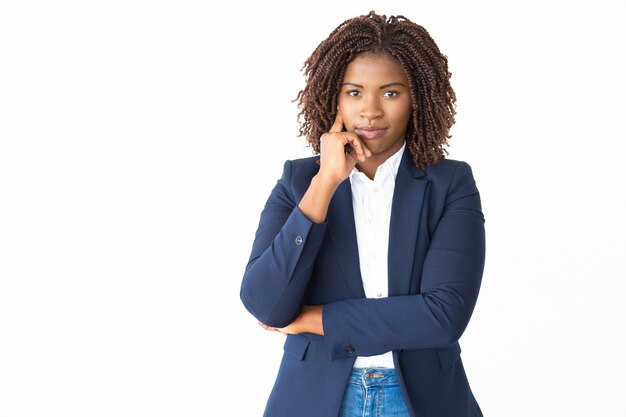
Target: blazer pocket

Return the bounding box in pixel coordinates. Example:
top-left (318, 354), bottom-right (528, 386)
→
top-left (283, 334), bottom-right (311, 361)
top-left (437, 342), bottom-right (461, 370)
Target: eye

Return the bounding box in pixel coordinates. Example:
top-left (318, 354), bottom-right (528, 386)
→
top-left (346, 90), bottom-right (360, 97)
top-left (383, 90), bottom-right (400, 98)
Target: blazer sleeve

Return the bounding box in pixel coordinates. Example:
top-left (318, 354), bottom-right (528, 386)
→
top-left (240, 160), bottom-right (328, 328)
top-left (322, 161), bottom-right (485, 360)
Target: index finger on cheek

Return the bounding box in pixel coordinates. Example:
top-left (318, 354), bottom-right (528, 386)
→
top-left (330, 111), bottom-right (344, 133)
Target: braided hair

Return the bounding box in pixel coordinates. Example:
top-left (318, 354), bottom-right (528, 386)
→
top-left (295, 11), bottom-right (456, 169)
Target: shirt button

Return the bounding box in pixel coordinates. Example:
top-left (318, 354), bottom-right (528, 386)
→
top-left (295, 236), bottom-right (303, 245)
top-left (345, 345), bottom-right (355, 354)
top-left (376, 291), bottom-right (382, 298)
top-left (366, 218), bottom-right (373, 224)
top-left (372, 186), bottom-right (379, 192)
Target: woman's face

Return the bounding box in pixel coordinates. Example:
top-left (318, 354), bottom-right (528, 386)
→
top-left (338, 53), bottom-right (412, 158)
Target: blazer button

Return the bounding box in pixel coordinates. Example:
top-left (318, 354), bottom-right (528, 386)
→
top-left (345, 346), bottom-right (355, 354)
top-left (295, 236), bottom-right (303, 245)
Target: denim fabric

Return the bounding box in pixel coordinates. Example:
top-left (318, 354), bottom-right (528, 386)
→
top-left (338, 368), bottom-right (411, 417)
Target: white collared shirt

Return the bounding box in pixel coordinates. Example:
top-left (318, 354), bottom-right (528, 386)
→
top-left (349, 141), bottom-right (406, 369)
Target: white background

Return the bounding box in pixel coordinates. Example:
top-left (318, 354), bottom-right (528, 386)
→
top-left (1, 1), bottom-right (625, 416)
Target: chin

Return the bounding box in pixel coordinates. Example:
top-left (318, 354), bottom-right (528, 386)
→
top-left (365, 144), bottom-right (387, 154)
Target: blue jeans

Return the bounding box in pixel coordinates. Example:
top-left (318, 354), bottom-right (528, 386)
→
top-left (338, 368), bottom-right (411, 417)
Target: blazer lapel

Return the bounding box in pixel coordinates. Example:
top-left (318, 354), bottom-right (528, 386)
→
top-left (327, 179), bottom-right (366, 298)
top-left (388, 149), bottom-right (428, 296)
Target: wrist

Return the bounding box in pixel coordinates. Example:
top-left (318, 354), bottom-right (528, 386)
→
top-left (312, 172), bottom-right (342, 192)
top-left (304, 305), bottom-right (324, 336)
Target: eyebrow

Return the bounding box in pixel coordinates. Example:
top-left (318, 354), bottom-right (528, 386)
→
top-left (342, 82), bottom-right (406, 89)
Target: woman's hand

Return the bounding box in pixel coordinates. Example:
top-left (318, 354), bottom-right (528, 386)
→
top-left (258, 305), bottom-right (324, 336)
top-left (317, 111), bottom-right (371, 185)
top-left (296, 111), bottom-right (371, 224)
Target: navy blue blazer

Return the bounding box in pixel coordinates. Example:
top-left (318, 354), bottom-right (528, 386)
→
top-left (241, 145), bottom-right (486, 417)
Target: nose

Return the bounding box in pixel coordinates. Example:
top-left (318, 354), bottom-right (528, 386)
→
top-left (360, 96), bottom-right (383, 121)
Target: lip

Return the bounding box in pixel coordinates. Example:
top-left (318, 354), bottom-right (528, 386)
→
top-left (355, 126), bottom-right (387, 139)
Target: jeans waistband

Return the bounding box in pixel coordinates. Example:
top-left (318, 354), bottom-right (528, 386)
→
top-left (348, 368), bottom-right (399, 387)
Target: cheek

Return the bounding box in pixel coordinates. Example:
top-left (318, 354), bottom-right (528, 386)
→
top-left (400, 99), bottom-right (413, 123)
top-left (338, 99), bottom-right (357, 125)
top-left (337, 96), bottom-right (351, 112)
top-left (389, 101), bottom-right (412, 124)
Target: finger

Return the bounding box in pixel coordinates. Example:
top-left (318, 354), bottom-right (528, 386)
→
top-left (330, 111), bottom-right (344, 133)
top-left (258, 321), bottom-right (277, 331)
top-left (344, 134), bottom-right (371, 161)
top-left (346, 151), bottom-right (359, 167)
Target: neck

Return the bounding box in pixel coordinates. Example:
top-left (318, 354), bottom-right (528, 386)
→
top-left (355, 157), bottom-right (383, 180)
top-left (355, 141), bottom-right (404, 180)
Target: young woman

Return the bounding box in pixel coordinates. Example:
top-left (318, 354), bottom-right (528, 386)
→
top-left (240, 11), bottom-right (486, 417)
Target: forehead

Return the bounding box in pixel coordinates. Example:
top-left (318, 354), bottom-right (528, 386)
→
top-left (342, 53), bottom-right (408, 83)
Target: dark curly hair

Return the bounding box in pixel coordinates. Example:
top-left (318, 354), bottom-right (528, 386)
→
top-left (295, 11), bottom-right (456, 169)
